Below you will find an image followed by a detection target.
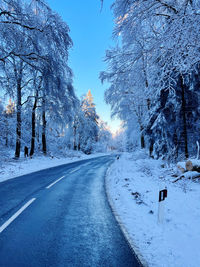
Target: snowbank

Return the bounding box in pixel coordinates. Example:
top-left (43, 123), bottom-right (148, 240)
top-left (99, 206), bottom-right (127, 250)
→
top-left (106, 151), bottom-right (200, 267)
top-left (0, 151), bottom-right (110, 183)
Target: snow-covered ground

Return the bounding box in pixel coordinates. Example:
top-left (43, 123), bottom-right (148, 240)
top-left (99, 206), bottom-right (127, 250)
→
top-left (106, 150), bottom-right (200, 267)
top-left (0, 151), bottom-right (109, 183)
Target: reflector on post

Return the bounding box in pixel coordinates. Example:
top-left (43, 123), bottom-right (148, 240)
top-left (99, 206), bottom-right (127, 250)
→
top-left (158, 188), bottom-right (167, 224)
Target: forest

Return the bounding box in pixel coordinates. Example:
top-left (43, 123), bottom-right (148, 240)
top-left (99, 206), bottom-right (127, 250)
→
top-left (0, 0), bottom-right (112, 160)
top-left (1, 0), bottom-right (200, 162)
top-left (101, 0), bottom-right (200, 161)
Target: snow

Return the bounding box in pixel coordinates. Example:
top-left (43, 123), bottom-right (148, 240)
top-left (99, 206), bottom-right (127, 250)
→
top-left (177, 161), bottom-right (186, 170)
top-left (0, 151), bottom-right (109, 183)
top-left (106, 150), bottom-right (200, 267)
top-left (177, 171), bottom-right (200, 180)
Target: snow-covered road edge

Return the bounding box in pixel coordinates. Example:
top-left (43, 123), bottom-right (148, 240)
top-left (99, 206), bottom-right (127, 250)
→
top-left (105, 164), bottom-right (148, 267)
top-left (105, 151), bottom-right (200, 267)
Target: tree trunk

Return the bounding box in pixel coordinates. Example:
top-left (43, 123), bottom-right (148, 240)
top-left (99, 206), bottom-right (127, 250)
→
top-left (141, 134), bottom-right (145, 149)
top-left (73, 125), bottom-right (77, 150)
top-left (37, 125), bottom-right (40, 149)
top-left (173, 131), bottom-right (179, 160)
top-left (140, 126), bottom-right (145, 149)
top-left (30, 96), bottom-right (38, 157)
top-left (5, 115), bottom-right (8, 147)
top-left (15, 82), bottom-right (22, 158)
top-left (149, 139), bottom-right (154, 158)
top-left (180, 75), bottom-right (189, 159)
top-left (42, 99), bottom-right (47, 155)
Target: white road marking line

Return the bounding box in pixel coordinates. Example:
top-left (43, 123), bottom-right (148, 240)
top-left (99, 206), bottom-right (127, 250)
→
top-left (0, 198), bottom-right (36, 234)
top-left (46, 176), bottom-right (65, 189)
top-left (69, 167), bottom-right (81, 174)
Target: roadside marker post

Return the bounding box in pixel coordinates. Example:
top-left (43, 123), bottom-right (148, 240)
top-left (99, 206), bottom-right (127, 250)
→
top-left (158, 188), bottom-right (167, 224)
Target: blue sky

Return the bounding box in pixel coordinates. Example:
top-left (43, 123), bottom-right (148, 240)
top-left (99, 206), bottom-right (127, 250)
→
top-left (46, 0), bottom-right (121, 134)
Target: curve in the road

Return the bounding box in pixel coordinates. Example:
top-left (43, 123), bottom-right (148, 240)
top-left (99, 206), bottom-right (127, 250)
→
top-left (0, 156), bottom-right (142, 267)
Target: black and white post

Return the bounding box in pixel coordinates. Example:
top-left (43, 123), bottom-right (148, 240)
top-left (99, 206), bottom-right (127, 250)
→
top-left (158, 188), bottom-right (167, 224)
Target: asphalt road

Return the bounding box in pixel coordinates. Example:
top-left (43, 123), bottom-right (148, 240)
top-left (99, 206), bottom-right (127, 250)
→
top-left (0, 155), bottom-right (141, 267)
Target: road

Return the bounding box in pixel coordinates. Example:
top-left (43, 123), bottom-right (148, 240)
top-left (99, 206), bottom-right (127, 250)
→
top-left (0, 155), bottom-right (141, 267)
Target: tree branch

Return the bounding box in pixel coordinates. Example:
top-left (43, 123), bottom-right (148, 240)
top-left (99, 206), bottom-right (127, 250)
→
top-left (156, 0), bottom-right (178, 14)
top-left (0, 21), bottom-right (43, 32)
top-left (21, 95), bottom-right (43, 106)
top-left (21, 78), bottom-right (33, 89)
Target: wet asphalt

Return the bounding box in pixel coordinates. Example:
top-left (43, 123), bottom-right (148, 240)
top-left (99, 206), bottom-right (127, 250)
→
top-left (0, 155), bottom-right (141, 267)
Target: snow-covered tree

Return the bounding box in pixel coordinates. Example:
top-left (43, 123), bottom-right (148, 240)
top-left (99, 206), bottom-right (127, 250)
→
top-left (95, 119), bottom-right (112, 152)
top-left (101, 0), bottom-right (200, 160)
top-left (73, 90), bottom-right (100, 154)
top-left (0, 0), bottom-right (78, 158)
